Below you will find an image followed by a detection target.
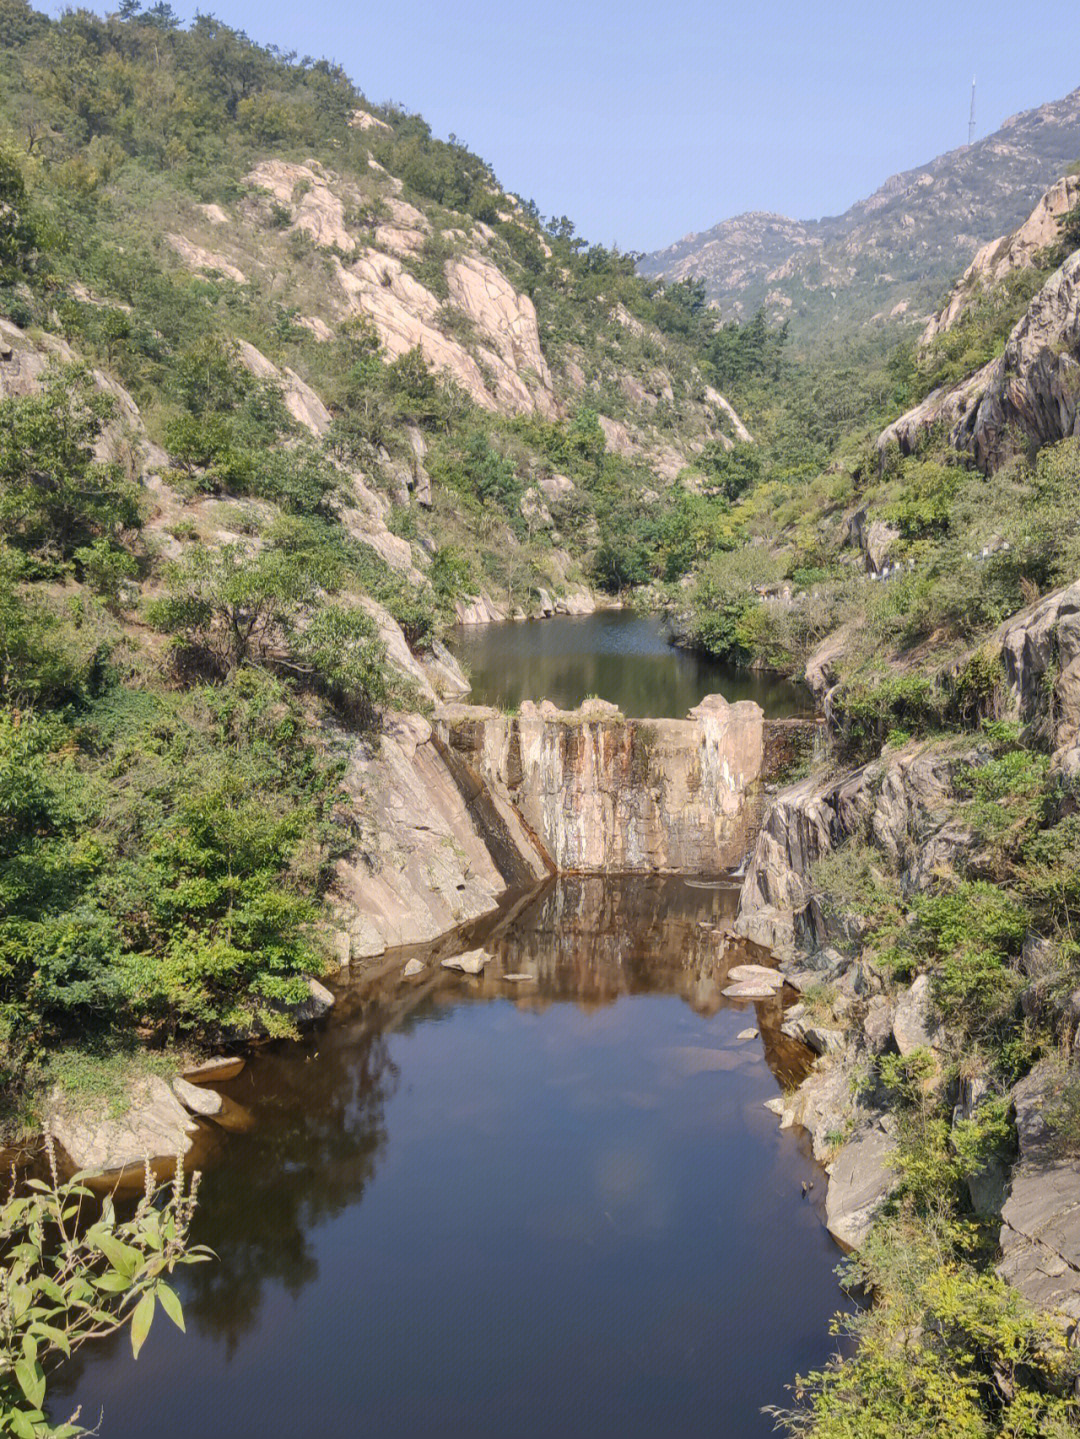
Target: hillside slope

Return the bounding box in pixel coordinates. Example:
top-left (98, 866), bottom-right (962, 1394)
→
top-left (641, 86), bottom-right (1080, 338)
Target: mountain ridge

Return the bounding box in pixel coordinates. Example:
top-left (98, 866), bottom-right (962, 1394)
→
top-left (641, 85), bottom-right (1080, 338)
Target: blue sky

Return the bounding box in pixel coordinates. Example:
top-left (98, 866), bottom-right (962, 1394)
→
top-left (46, 1), bottom-right (1080, 250)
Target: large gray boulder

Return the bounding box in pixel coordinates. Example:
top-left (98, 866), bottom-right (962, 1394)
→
top-left (892, 974), bottom-right (944, 1057)
top-left (998, 580), bottom-right (1080, 771)
top-left (997, 1061), bottom-right (1080, 1328)
top-left (825, 1124), bottom-right (897, 1250)
top-left (48, 1075), bottom-right (198, 1177)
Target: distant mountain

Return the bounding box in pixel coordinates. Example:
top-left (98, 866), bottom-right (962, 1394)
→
top-left (640, 87), bottom-right (1080, 340)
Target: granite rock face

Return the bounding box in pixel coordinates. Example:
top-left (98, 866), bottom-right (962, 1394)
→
top-left (880, 247), bottom-right (1080, 472)
top-left (331, 713), bottom-right (550, 961)
top-left (998, 1061), bottom-right (1080, 1330)
top-left (921, 174), bottom-right (1080, 344)
top-left (435, 693), bottom-right (765, 874)
top-left (998, 580), bottom-right (1080, 774)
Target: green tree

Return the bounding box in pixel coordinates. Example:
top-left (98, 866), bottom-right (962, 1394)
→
top-left (147, 544), bottom-right (314, 672)
top-left (0, 367), bottom-right (138, 562)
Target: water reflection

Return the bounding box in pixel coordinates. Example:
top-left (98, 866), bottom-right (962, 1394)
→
top-left (449, 611), bottom-right (812, 718)
top-left (55, 876), bottom-right (840, 1439)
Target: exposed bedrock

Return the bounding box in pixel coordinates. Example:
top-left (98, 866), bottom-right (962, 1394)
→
top-left (434, 693), bottom-right (765, 874)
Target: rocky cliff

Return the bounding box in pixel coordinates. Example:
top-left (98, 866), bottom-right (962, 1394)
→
top-left (880, 247), bottom-right (1080, 471)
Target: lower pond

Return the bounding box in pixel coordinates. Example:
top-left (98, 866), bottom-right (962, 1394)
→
top-left (57, 876), bottom-right (845, 1439)
top-left (448, 610), bottom-right (812, 718)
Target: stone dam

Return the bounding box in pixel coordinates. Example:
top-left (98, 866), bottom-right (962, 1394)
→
top-left (331, 692), bottom-right (812, 963)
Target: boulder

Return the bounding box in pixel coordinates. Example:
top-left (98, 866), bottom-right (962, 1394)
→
top-left (181, 1055), bottom-right (245, 1084)
top-left (48, 1076), bottom-right (198, 1176)
top-left (291, 976), bottom-right (335, 1024)
top-left (442, 948), bottom-right (491, 975)
top-left (172, 1076), bottom-right (223, 1117)
top-left (997, 1060), bottom-right (1080, 1326)
top-left (825, 1124), bottom-right (897, 1250)
top-left (892, 974), bottom-right (944, 1056)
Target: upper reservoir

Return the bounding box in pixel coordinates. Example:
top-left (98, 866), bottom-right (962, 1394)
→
top-left (56, 876), bottom-right (844, 1439)
top-left (449, 611), bottom-right (812, 718)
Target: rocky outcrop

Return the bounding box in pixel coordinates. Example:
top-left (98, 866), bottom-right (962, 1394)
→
top-left (998, 1061), bottom-right (1080, 1329)
top-left (736, 740), bottom-right (970, 956)
top-left (234, 338), bottom-right (332, 437)
top-left (166, 232), bottom-right (248, 285)
top-left (331, 713), bottom-right (550, 960)
top-left (880, 249), bottom-right (1080, 471)
top-left (921, 175), bottom-right (1080, 343)
top-left (48, 1076), bottom-right (198, 1176)
top-left (436, 693), bottom-right (764, 874)
top-left (998, 579), bottom-right (1080, 772)
top-left (826, 1122), bottom-right (897, 1250)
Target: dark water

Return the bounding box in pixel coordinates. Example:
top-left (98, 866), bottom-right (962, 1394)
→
top-left (56, 877), bottom-right (843, 1439)
top-left (449, 611), bottom-right (812, 718)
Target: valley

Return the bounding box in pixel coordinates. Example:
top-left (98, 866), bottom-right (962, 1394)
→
top-left (2, 3), bottom-right (1080, 1435)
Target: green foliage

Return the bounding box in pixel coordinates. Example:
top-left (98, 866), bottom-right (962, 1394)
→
top-left (0, 670), bottom-right (347, 1050)
top-left (696, 439), bottom-right (762, 501)
top-left (681, 546), bottom-right (786, 662)
top-left (148, 543), bottom-right (313, 673)
top-left (0, 145), bottom-right (42, 286)
top-left (776, 1217), bottom-right (1080, 1439)
top-left (290, 603), bottom-right (390, 727)
top-left (0, 1154), bottom-right (208, 1437)
top-left (0, 366), bottom-right (138, 565)
top-left (0, 549), bottom-right (112, 707)
top-left (916, 268), bottom-right (1049, 399)
top-left (429, 544), bottom-right (474, 602)
top-left (833, 672), bottom-right (940, 755)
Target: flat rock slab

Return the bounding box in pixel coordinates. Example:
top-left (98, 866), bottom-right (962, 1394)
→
top-left (501, 973), bottom-right (537, 983)
top-left (181, 1055), bottom-right (245, 1085)
top-left (49, 1075), bottom-right (198, 1177)
top-left (723, 982), bottom-right (778, 999)
top-left (826, 1125), bottom-right (896, 1250)
top-left (442, 948), bottom-right (490, 975)
top-left (726, 964), bottom-right (783, 986)
top-left (998, 1160), bottom-right (1080, 1324)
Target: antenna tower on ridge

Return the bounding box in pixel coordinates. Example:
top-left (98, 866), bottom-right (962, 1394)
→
top-left (968, 77), bottom-right (977, 146)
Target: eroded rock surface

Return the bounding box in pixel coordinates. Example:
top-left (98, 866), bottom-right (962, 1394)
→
top-left (435, 693), bottom-right (764, 873)
top-left (331, 714), bottom-right (549, 960)
top-left (998, 1061), bottom-right (1080, 1328)
top-left (48, 1076), bottom-right (197, 1176)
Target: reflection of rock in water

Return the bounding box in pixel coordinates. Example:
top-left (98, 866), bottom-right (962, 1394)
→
top-left (49, 1022), bottom-right (399, 1396)
top-left (353, 875), bottom-right (817, 1093)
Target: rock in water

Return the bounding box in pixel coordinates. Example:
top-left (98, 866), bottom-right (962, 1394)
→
top-left (172, 1075), bottom-right (223, 1117)
top-left (737, 1028), bottom-right (759, 1041)
top-left (723, 981), bottom-right (780, 999)
top-left (48, 1075), bottom-right (198, 1176)
top-left (293, 976), bottom-right (335, 1024)
top-left (726, 963), bottom-right (783, 987)
top-left (402, 958), bottom-right (425, 978)
top-left (442, 948), bottom-right (490, 975)
top-left (181, 1055), bottom-right (245, 1084)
